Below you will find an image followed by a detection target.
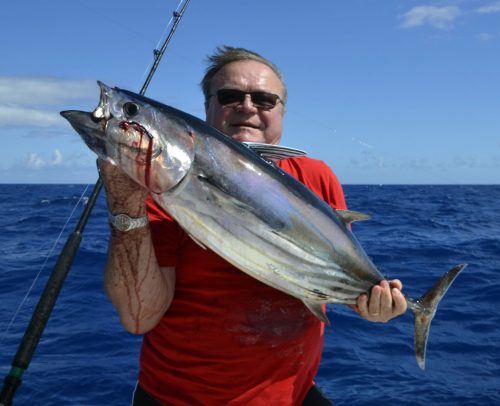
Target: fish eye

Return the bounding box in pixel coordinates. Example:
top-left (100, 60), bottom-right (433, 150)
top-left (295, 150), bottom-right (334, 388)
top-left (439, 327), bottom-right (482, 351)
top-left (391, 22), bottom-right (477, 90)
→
top-left (123, 102), bottom-right (139, 117)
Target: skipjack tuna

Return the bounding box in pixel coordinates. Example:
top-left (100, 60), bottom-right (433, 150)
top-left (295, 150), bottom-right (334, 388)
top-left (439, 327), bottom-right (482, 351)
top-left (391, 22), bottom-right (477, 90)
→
top-left (61, 82), bottom-right (466, 369)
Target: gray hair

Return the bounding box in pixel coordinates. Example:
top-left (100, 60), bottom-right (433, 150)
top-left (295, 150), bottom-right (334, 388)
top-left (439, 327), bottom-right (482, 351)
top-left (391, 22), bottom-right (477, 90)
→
top-left (200, 45), bottom-right (287, 105)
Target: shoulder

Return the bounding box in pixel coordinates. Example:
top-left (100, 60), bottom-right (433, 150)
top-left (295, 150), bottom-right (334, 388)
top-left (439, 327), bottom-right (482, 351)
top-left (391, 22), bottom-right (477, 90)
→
top-left (278, 155), bottom-right (331, 170)
top-left (277, 156), bottom-right (342, 188)
top-left (277, 156), bottom-right (346, 210)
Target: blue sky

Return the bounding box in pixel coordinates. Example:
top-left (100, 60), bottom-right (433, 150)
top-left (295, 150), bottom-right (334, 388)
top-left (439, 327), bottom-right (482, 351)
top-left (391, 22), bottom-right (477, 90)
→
top-left (1, 0), bottom-right (499, 184)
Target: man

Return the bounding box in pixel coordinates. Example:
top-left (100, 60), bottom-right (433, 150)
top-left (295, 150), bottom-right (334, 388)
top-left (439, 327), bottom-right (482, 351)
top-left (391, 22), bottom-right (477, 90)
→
top-left (99, 46), bottom-right (407, 405)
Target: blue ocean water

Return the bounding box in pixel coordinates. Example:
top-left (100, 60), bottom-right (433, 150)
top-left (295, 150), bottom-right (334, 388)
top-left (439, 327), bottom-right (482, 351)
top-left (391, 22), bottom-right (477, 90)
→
top-left (0, 184), bottom-right (499, 405)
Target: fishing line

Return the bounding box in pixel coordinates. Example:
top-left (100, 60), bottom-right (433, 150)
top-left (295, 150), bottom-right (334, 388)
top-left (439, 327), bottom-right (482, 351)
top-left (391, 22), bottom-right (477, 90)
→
top-left (0, 184), bottom-right (92, 346)
top-left (79, 4), bottom-right (152, 44)
top-left (140, 0), bottom-right (184, 85)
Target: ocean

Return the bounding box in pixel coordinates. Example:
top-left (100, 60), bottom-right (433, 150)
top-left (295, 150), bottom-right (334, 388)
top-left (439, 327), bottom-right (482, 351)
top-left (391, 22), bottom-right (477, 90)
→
top-left (0, 184), bottom-right (499, 405)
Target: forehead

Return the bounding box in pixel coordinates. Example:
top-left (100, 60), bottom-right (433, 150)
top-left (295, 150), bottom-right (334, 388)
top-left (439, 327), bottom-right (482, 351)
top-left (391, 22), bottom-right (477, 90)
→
top-left (211, 60), bottom-right (284, 95)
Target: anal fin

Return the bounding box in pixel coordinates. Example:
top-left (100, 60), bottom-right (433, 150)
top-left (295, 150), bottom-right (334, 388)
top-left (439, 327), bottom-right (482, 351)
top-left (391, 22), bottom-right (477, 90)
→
top-left (303, 300), bottom-right (330, 325)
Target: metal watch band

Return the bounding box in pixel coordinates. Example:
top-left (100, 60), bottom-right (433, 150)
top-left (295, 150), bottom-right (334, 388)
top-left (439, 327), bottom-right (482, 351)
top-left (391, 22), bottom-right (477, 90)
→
top-left (108, 213), bottom-right (149, 232)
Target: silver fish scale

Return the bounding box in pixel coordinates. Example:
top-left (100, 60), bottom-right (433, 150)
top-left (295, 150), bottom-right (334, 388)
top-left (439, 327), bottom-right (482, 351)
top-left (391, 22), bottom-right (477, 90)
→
top-left (61, 83), bottom-right (467, 369)
top-left (155, 132), bottom-right (379, 306)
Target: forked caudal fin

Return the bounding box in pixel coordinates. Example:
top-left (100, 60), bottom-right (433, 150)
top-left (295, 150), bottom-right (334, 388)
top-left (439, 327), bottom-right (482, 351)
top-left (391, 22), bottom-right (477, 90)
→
top-left (409, 263), bottom-right (467, 370)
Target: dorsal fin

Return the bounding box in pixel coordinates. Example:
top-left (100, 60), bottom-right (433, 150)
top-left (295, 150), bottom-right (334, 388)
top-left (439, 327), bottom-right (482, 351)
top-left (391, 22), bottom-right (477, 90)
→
top-left (336, 209), bottom-right (370, 225)
top-left (243, 142), bottom-right (307, 161)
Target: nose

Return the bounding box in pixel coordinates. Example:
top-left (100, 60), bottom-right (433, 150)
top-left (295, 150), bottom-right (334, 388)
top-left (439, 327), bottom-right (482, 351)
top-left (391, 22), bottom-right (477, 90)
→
top-left (236, 94), bottom-right (258, 113)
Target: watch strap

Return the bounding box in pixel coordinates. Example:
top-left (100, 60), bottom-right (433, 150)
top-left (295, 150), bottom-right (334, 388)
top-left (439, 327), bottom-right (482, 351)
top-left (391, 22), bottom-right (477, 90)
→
top-left (108, 213), bottom-right (148, 232)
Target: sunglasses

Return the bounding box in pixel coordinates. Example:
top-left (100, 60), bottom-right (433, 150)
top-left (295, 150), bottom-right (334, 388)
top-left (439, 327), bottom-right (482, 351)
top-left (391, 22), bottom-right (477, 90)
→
top-left (212, 88), bottom-right (283, 110)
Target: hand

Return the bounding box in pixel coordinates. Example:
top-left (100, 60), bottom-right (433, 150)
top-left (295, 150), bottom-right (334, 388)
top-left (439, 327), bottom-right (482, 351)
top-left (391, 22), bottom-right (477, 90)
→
top-left (97, 158), bottom-right (149, 215)
top-left (352, 280), bottom-right (407, 323)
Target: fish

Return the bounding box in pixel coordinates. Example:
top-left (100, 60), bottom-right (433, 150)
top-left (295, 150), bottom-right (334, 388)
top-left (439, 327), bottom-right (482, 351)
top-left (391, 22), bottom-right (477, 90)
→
top-left (61, 82), bottom-right (466, 369)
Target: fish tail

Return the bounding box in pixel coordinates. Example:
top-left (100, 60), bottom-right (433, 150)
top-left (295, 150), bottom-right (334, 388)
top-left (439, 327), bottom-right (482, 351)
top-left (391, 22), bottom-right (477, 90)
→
top-left (409, 263), bottom-right (467, 370)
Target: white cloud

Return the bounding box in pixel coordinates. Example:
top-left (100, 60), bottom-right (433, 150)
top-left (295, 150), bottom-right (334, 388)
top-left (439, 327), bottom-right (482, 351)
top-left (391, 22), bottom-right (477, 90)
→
top-left (22, 149), bottom-right (66, 170)
top-left (25, 153), bottom-right (46, 170)
top-left (477, 32), bottom-right (496, 41)
top-left (0, 105), bottom-right (68, 128)
top-left (52, 149), bottom-right (63, 165)
top-left (477, 1), bottom-right (500, 14)
top-left (0, 77), bottom-right (96, 105)
top-left (399, 6), bottom-right (461, 29)
top-left (0, 77), bottom-right (96, 128)
top-left (1, 149), bottom-right (98, 183)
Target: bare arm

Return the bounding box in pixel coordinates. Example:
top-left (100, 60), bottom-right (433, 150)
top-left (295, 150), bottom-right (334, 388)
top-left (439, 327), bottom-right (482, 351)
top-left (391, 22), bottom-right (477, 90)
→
top-left (99, 159), bottom-right (175, 334)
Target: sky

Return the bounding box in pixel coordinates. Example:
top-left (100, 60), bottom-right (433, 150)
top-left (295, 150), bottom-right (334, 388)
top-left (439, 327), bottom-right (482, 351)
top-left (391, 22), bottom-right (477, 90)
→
top-left (1, 0), bottom-right (499, 184)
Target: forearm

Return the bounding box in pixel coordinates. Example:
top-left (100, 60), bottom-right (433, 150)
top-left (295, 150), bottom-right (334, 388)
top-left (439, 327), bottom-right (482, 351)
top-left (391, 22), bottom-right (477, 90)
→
top-left (98, 158), bottom-right (174, 334)
top-left (105, 226), bottom-right (175, 334)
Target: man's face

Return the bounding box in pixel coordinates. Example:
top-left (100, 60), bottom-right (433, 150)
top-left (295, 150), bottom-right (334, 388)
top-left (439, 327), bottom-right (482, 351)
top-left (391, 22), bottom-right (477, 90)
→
top-left (205, 60), bottom-right (285, 145)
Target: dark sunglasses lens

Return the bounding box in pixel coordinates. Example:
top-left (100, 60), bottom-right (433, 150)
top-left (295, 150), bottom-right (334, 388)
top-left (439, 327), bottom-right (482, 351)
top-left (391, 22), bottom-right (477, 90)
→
top-left (216, 89), bottom-right (280, 109)
top-left (251, 92), bottom-right (279, 109)
top-left (217, 89), bottom-right (244, 106)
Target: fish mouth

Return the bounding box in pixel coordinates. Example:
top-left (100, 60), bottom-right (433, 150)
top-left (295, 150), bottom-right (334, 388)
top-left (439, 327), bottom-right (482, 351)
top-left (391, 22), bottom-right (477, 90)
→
top-left (61, 82), bottom-right (162, 161)
top-left (60, 110), bottom-right (107, 156)
top-left (61, 110), bottom-right (104, 134)
top-left (93, 81), bottom-right (162, 159)
top-left (93, 81), bottom-right (112, 121)
top-left (61, 81), bottom-right (112, 155)
top-left (61, 81), bottom-right (111, 130)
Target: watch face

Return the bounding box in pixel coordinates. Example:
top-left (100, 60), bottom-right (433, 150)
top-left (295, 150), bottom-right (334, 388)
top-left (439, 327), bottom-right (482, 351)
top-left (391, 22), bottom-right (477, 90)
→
top-left (115, 214), bottom-right (130, 231)
top-left (110, 213), bottom-right (148, 231)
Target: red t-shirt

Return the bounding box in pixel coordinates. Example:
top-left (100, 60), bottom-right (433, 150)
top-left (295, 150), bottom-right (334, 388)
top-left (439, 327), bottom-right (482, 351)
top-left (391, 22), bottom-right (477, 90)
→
top-left (140, 156), bottom-right (346, 405)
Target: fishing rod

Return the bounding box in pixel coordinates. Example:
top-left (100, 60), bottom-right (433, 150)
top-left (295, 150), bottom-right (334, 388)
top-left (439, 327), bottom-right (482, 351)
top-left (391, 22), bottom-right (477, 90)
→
top-left (0, 1), bottom-right (191, 404)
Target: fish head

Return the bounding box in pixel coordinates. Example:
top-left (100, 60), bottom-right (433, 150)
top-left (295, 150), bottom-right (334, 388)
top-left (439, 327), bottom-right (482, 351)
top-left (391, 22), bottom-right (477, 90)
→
top-left (61, 81), bottom-right (195, 194)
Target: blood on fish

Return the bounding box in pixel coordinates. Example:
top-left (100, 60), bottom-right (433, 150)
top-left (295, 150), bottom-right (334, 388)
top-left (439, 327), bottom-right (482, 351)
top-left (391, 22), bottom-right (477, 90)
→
top-left (120, 121), bottom-right (153, 188)
top-left (144, 138), bottom-right (153, 188)
top-left (120, 122), bottom-right (130, 131)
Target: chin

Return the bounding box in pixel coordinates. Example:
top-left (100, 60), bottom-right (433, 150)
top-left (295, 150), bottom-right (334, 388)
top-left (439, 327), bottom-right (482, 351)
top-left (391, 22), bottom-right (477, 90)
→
top-left (224, 126), bottom-right (261, 142)
top-left (230, 133), bottom-right (263, 143)
top-left (231, 134), bottom-right (264, 142)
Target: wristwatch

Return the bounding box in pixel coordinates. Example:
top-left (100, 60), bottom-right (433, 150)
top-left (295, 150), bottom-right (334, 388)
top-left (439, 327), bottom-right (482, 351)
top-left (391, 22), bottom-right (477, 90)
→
top-left (108, 213), bottom-right (148, 232)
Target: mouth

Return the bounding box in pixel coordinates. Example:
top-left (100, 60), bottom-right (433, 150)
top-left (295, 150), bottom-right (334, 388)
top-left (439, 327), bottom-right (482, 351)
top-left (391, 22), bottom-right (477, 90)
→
top-left (60, 110), bottom-right (107, 156)
top-left (230, 122), bottom-right (260, 130)
top-left (62, 81), bottom-right (164, 163)
top-left (60, 81), bottom-right (113, 139)
top-left (93, 81), bottom-right (112, 121)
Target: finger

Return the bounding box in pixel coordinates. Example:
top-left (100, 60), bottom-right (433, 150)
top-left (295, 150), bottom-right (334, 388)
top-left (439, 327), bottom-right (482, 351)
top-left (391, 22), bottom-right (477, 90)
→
top-left (368, 284), bottom-right (382, 316)
top-left (356, 293), bottom-right (369, 315)
top-left (389, 279), bottom-right (403, 291)
top-left (392, 288), bottom-right (408, 315)
top-left (379, 281), bottom-right (393, 316)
